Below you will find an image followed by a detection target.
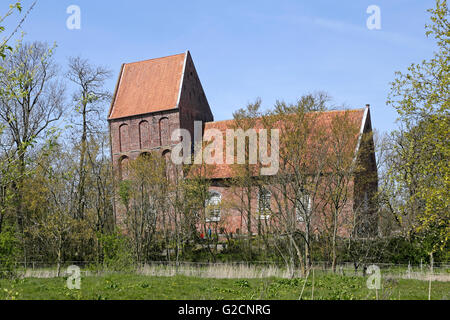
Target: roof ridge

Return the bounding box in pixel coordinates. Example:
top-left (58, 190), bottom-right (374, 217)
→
top-left (206, 119), bottom-right (237, 125)
top-left (207, 108), bottom-right (366, 125)
top-left (124, 52), bottom-right (186, 66)
top-left (316, 108), bottom-right (365, 114)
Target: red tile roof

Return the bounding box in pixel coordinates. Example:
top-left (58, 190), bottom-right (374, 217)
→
top-left (108, 53), bottom-right (186, 120)
top-left (198, 109), bottom-right (367, 179)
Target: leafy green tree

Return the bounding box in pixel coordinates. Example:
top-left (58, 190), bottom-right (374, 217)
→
top-left (98, 232), bottom-right (133, 271)
top-left (387, 0), bottom-right (449, 254)
top-left (0, 225), bottom-right (20, 278)
top-left (0, 2), bottom-right (38, 267)
top-left (118, 153), bottom-right (169, 263)
top-left (0, 40), bottom-right (65, 264)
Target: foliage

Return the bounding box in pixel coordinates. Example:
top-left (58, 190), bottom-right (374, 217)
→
top-left (118, 152), bottom-right (171, 263)
top-left (0, 2), bottom-right (22, 59)
top-left (0, 226), bottom-right (19, 278)
top-left (387, 0), bottom-right (449, 253)
top-left (98, 232), bottom-right (134, 271)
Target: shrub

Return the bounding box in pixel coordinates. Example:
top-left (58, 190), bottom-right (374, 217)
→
top-left (0, 228), bottom-right (20, 278)
top-left (98, 232), bottom-right (134, 271)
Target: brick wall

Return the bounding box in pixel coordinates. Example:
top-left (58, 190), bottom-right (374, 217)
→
top-left (204, 181), bottom-right (356, 238)
top-left (110, 110), bottom-right (180, 163)
top-left (178, 51), bottom-right (214, 139)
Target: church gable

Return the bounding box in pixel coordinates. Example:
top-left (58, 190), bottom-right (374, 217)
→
top-left (178, 52), bottom-right (214, 141)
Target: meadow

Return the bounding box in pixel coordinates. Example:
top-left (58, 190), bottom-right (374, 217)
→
top-left (1, 268), bottom-right (448, 300)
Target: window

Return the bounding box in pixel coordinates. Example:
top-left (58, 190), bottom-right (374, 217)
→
top-left (119, 124), bottom-right (129, 153)
top-left (258, 188), bottom-right (271, 220)
top-left (139, 120), bottom-right (150, 149)
top-left (139, 152), bottom-right (151, 160)
top-left (296, 193), bottom-right (312, 223)
top-left (159, 117), bottom-right (169, 146)
top-left (206, 191), bottom-right (221, 222)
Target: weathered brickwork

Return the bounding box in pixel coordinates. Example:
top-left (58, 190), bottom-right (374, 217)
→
top-left (178, 52), bottom-right (214, 138)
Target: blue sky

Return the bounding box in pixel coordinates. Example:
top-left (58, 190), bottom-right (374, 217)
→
top-left (4, 0), bottom-right (437, 133)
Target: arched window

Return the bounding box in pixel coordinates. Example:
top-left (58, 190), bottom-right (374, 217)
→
top-left (138, 152), bottom-right (151, 161)
top-left (206, 191), bottom-right (221, 222)
top-left (258, 188), bottom-right (271, 220)
top-left (162, 150), bottom-right (174, 180)
top-left (118, 156), bottom-right (129, 180)
top-left (159, 117), bottom-right (169, 146)
top-left (162, 149), bottom-right (172, 166)
top-left (162, 149), bottom-right (171, 160)
top-left (139, 120), bottom-right (150, 149)
top-left (119, 124), bottom-right (129, 153)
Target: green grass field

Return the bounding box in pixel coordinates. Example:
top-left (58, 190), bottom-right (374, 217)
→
top-left (1, 273), bottom-right (448, 300)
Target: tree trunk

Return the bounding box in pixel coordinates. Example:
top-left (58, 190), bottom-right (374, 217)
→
top-left (289, 234), bottom-right (305, 277)
top-left (57, 237), bottom-right (62, 277)
top-left (76, 103), bottom-right (88, 220)
top-left (331, 210), bottom-right (338, 273)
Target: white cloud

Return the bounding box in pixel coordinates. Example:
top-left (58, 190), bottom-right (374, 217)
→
top-left (275, 14), bottom-right (428, 49)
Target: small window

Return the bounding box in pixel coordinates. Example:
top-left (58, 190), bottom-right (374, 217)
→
top-left (206, 191), bottom-right (221, 222)
top-left (258, 188), bottom-right (271, 220)
top-left (139, 120), bottom-right (150, 149)
top-left (296, 193), bottom-right (312, 223)
top-left (119, 124), bottom-right (129, 153)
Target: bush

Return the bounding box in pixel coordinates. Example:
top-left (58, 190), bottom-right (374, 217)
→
top-left (98, 232), bottom-right (134, 271)
top-left (0, 228), bottom-right (20, 278)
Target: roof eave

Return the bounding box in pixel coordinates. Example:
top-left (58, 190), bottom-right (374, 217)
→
top-left (176, 51), bottom-right (189, 109)
top-left (108, 107), bottom-right (180, 121)
top-left (107, 64), bottom-right (125, 121)
top-left (352, 105), bottom-right (370, 166)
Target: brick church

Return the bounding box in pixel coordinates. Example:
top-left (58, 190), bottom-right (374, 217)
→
top-left (108, 51), bottom-right (378, 237)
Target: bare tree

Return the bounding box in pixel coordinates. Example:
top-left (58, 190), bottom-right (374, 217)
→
top-left (228, 99), bottom-right (263, 259)
top-left (66, 56), bottom-right (111, 220)
top-left (263, 93), bottom-right (330, 276)
top-left (319, 110), bottom-right (362, 272)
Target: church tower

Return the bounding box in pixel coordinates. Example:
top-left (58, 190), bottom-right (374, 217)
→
top-left (108, 51), bottom-right (213, 222)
